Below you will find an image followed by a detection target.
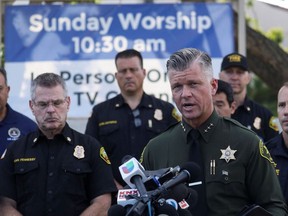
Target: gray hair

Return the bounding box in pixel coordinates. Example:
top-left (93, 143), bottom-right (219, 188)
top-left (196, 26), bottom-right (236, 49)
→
top-left (31, 73), bottom-right (68, 100)
top-left (166, 48), bottom-right (213, 80)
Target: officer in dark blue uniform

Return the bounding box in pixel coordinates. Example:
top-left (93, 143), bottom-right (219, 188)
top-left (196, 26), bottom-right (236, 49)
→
top-left (266, 82), bottom-right (288, 205)
top-left (85, 49), bottom-right (180, 188)
top-left (0, 73), bottom-right (117, 215)
top-left (0, 68), bottom-right (37, 155)
top-left (219, 53), bottom-right (279, 142)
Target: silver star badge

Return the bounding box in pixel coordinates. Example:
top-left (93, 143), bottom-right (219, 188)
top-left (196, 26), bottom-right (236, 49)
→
top-left (220, 146), bottom-right (237, 163)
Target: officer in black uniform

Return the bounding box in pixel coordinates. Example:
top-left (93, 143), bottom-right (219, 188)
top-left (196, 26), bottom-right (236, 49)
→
top-left (85, 49), bottom-right (180, 188)
top-left (219, 52), bottom-right (278, 142)
top-left (141, 48), bottom-right (287, 216)
top-left (0, 73), bottom-right (117, 216)
top-left (266, 82), bottom-right (288, 205)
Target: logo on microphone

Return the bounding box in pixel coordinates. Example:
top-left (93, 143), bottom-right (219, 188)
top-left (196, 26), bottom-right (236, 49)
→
top-left (121, 160), bottom-right (134, 174)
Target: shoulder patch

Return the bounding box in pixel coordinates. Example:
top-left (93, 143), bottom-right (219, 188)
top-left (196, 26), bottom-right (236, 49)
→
top-left (172, 108), bottom-right (182, 122)
top-left (269, 116), bottom-right (279, 131)
top-left (100, 147), bottom-right (111, 164)
top-left (259, 140), bottom-right (276, 166)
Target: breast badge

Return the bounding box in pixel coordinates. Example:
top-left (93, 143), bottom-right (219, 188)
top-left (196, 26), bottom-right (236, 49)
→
top-left (154, 109), bottom-right (163, 121)
top-left (253, 117), bottom-right (261, 130)
top-left (73, 145), bottom-right (85, 159)
top-left (220, 146), bottom-right (237, 163)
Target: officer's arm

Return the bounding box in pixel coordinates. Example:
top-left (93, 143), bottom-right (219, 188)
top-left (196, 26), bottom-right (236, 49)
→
top-left (80, 193), bottom-right (112, 216)
top-left (0, 197), bottom-right (23, 216)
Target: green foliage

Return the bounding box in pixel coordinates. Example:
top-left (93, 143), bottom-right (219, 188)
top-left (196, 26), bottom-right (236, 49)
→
top-left (265, 28), bottom-right (284, 45)
top-left (247, 75), bottom-right (277, 115)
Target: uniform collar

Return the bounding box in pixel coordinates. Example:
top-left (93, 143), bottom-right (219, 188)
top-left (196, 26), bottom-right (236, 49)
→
top-left (271, 134), bottom-right (288, 157)
top-left (181, 110), bottom-right (219, 143)
top-left (238, 96), bottom-right (252, 113)
top-left (1, 104), bottom-right (16, 124)
top-left (114, 92), bottom-right (155, 109)
top-left (31, 123), bottom-right (74, 146)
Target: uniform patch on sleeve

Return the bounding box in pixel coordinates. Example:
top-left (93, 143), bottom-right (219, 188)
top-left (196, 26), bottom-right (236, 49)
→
top-left (100, 147), bottom-right (111, 164)
top-left (172, 108), bottom-right (182, 122)
top-left (259, 140), bottom-right (276, 165)
top-left (269, 116), bottom-right (279, 131)
top-left (1, 149), bottom-right (7, 159)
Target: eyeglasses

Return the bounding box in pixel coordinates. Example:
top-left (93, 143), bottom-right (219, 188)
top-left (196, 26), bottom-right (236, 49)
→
top-left (33, 97), bottom-right (67, 110)
top-left (132, 109), bottom-right (142, 127)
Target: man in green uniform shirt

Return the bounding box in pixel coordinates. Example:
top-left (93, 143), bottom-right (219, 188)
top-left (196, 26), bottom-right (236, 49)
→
top-left (141, 48), bottom-right (287, 216)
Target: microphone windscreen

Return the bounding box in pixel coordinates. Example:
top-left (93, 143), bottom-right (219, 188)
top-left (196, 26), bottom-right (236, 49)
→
top-left (160, 184), bottom-right (190, 202)
top-left (108, 204), bottom-right (126, 216)
top-left (180, 162), bottom-right (201, 182)
top-left (186, 188), bottom-right (198, 209)
top-left (155, 203), bottom-right (180, 216)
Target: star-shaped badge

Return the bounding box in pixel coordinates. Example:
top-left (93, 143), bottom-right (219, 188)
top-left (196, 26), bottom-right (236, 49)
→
top-left (220, 146), bottom-right (237, 163)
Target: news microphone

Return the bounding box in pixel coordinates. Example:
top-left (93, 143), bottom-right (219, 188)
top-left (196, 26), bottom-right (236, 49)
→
top-left (108, 204), bottom-right (126, 216)
top-left (117, 188), bottom-right (139, 207)
top-left (119, 155), bottom-right (150, 215)
top-left (153, 162), bottom-right (200, 196)
top-left (119, 155), bottom-right (148, 189)
top-left (144, 166), bottom-right (181, 190)
top-left (154, 202), bottom-right (180, 216)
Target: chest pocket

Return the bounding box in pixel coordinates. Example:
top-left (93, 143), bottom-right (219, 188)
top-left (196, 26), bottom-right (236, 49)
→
top-left (62, 163), bottom-right (92, 196)
top-left (14, 161), bottom-right (39, 202)
top-left (206, 165), bottom-right (246, 197)
top-left (98, 124), bottom-right (119, 136)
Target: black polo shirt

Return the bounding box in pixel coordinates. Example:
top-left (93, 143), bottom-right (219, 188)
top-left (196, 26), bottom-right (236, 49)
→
top-left (231, 96), bottom-right (279, 142)
top-left (0, 124), bottom-right (117, 216)
top-left (85, 92), bottom-right (180, 186)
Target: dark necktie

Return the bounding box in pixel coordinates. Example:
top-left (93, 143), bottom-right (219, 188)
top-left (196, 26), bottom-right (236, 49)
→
top-left (188, 129), bottom-right (208, 216)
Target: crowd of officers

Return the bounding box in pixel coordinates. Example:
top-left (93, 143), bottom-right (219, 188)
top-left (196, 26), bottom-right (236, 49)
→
top-left (0, 49), bottom-right (287, 216)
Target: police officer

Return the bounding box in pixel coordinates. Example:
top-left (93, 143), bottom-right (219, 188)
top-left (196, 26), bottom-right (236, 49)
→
top-left (141, 48), bottom-right (287, 215)
top-left (0, 73), bottom-right (117, 216)
top-left (0, 67), bottom-right (37, 155)
top-left (213, 79), bottom-right (236, 117)
top-left (219, 53), bottom-right (278, 142)
top-left (85, 49), bottom-right (180, 189)
top-left (266, 82), bottom-right (288, 204)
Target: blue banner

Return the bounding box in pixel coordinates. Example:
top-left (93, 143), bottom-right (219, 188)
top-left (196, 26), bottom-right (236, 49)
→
top-left (4, 3), bottom-right (234, 120)
top-left (5, 3), bottom-right (233, 62)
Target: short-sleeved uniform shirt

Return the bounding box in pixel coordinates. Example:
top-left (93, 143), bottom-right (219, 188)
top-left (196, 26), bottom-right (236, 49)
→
top-left (266, 134), bottom-right (288, 204)
top-left (141, 111), bottom-right (287, 216)
top-left (85, 92), bottom-right (180, 186)
top-left (0, 104), bottom-right (37, 155)
top-left (231, 96), bottom-right (278, 142)
top-left (0, 124), bottom-right (117, 216)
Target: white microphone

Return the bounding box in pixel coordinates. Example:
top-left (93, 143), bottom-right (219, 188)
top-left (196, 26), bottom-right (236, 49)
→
top-left (119, 156), bottom-right (148, 189)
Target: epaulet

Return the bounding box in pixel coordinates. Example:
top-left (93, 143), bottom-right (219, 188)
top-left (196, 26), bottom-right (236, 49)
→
top-left (222, 117), bottom-right (258, 135)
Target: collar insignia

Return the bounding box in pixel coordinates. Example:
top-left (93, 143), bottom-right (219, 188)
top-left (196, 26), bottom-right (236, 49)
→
top-left (220, 146), bottom-right (237, 163)
top-left (204, 123), bottom-right (214, 133)
top-left (73, 145), bottom-right (85, 159)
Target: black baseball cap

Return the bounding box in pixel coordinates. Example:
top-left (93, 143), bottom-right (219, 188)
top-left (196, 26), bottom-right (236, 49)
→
top-left (221, 53), bottom-right (248, 71)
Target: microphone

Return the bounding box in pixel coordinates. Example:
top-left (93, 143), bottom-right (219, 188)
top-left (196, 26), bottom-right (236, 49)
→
top-left (117, 188), bottom-right (139, 207)
top-left (158, 183), bottom-right (196, 216)
top-left (108, 204), bottom-right (126, 216)
top-left (119, 155), bottom-right (148, 189)
top-left (153, 162), bottom-right (201, 197)
top-left (144, 166), bottom-right (181, 190)
top-left (119, 155), bottom-right (150, 215)
top-left (154, 201), bottom-right (180, 216)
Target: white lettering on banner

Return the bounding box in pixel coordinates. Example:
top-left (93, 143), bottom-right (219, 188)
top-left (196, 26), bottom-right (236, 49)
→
top-left (118, 11), bottom-right (211, 34)
top-left (29, 13), bottom-right (113, 35)
top-left (28, 11), bottom-right (212, 35)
